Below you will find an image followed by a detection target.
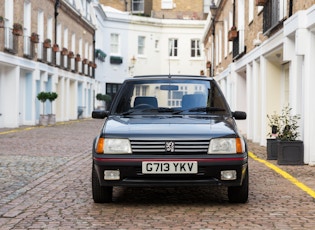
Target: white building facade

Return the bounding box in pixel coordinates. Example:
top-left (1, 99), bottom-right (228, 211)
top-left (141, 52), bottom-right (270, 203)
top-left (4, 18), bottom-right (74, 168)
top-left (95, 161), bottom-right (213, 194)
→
top-left (212, 5), bottom-right (315, 165)
top-left (93, 5), bottom-right (206, 108)
top-left (0, 0), bottom-right (99, 128)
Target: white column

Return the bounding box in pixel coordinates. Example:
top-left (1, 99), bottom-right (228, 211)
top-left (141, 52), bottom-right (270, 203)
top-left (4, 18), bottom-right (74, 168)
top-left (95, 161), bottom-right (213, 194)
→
top-left (3, 66), bottom-right (20, 127)
top-left (246, 63), bottom-right (253, 140)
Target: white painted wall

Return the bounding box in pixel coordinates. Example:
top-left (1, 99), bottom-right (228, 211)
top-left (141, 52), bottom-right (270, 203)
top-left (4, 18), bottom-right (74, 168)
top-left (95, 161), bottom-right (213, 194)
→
top-left (94, 5), bottom-right (206, 96)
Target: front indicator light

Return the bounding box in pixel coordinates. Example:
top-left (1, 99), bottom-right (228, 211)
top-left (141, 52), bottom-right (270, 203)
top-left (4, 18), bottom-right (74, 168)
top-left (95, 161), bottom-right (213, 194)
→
top-left (96, 137), bottom-right (105, 154)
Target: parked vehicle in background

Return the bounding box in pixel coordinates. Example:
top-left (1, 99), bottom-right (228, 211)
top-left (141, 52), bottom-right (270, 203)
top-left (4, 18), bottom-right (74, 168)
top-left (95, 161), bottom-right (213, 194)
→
top-left (91, 75), bottom-right (248, 203)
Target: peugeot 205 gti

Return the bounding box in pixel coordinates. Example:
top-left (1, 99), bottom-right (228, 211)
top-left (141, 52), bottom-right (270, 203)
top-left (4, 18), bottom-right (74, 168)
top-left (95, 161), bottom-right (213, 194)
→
top-left (92, 75), bottom-right (248, 203)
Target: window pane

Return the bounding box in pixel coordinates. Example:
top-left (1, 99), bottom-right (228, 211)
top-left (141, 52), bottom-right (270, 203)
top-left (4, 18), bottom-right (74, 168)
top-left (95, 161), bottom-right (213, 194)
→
top-left (138, 36), bottom-right (145, 55)
top-left (110, 34), bottom-right (119, 53)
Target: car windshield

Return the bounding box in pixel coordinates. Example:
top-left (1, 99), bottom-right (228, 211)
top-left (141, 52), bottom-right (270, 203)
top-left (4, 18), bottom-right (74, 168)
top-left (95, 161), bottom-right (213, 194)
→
top-left (111, 78), bottom-right (230, 116)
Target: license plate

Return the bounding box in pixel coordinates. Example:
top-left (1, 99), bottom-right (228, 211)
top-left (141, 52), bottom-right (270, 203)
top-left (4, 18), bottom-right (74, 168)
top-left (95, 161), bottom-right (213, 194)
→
top-left (142, 161), bottom-right (198, 174)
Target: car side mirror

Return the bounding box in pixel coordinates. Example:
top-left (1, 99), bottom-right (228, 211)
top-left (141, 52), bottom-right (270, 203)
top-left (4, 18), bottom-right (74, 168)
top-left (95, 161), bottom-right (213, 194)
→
top-left (92, 110), bottom-right (109, 119)
top-left (232, 111), bottom-right (247, 120)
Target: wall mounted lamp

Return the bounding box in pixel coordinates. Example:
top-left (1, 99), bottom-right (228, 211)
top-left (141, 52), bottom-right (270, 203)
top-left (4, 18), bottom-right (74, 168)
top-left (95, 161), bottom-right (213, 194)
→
top-left (210, 0), bottom-right (218, 18)
top-left (128, 56), bottom-right (137, 70)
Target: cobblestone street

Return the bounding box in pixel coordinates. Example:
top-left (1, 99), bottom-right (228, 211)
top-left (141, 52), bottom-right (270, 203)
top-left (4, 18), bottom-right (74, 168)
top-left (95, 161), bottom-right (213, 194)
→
top-left (0, 119), bottom-right (315, 230)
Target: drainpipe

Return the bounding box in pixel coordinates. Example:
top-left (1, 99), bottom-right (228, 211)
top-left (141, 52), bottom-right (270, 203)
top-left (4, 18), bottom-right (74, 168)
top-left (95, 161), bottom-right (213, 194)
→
top-left (232, 0), bottom-right (235, 26)
top-left (289, 0), bottom-right (293, 17)
top-left (93, 31), bottom-right (95, 78)
top-left (125, 0), bottom-right (128, 11)
top-left (54, 0), bottom-right (60, 45)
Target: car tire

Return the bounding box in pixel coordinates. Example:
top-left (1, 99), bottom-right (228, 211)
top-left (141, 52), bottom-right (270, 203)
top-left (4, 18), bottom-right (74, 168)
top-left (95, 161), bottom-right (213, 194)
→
top-left (92, 165), bottom-right (113, 203)
top-left (228, 167), bottom-right (248, 203)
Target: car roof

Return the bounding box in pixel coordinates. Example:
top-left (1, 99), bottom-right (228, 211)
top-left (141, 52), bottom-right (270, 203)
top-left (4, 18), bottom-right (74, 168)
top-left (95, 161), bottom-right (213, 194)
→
top-left (131, 75), bottom-right (214, 81)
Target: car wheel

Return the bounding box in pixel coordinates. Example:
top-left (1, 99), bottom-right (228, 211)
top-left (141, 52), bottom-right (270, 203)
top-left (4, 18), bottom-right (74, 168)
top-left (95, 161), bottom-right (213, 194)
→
top-left (228, 167), bottom-right (248, 203)
top-left (92, 165), bottom-right (113, 203)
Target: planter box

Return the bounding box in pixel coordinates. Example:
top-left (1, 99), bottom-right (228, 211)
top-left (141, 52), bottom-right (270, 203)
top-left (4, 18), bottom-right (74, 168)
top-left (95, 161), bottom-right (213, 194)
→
top-left (256, 0), bottom-right (267, 6)
top-left (110, 56), bottom-right (123, 64)
top-left (39, 115), bottom-right (49, 126)
top-left (43, 42), bottom-right (51, 48)
top-left (48, 114), bottom-right (56, 125)
top-left (13, 29), bottom-right (23, 36)
top-left (53, 44), bottom-right (59, 52)
top-left (228, 30), bottom-right (238, 41)
top-left (31, 34), bottom-right (39, 43)
top-left (267, 139), bottom-right (278, 160)
top-left (277, 140), bottom-right (304, 165)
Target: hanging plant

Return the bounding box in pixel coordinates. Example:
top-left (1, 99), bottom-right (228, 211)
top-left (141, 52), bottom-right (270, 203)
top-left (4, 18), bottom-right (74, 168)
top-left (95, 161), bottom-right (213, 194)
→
top-left (75, 54), bottom-right (81, 62)
top-left (68, 51), bottom-right (74, 58)
top-left (61, 47), bottom-right (68, 55)
top-left (13, 23), bottom-right (23, 36)
top-left (256, 0), bottom-right (268, 6)
top-left (31, 32), bottom-right (39, 43)
top-left (53, 44), bottom-right (59, 52)
top-left (0, 16), bottom-right (4, 28)
top-left (43, 38), bottom-right (51, 48)
top-left (82, 58), bottom-right (88, 64)
top-left (228, 26), bottom-right (238, 41)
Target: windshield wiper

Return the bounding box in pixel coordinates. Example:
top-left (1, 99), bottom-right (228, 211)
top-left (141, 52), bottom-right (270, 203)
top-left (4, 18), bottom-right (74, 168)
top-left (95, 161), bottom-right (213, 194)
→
top-left (189, 107), bottom-right (225, 112)
top-left (120, 107), bottom-right (176, 116)
top-left (173, 107), bottom-right (226, 114)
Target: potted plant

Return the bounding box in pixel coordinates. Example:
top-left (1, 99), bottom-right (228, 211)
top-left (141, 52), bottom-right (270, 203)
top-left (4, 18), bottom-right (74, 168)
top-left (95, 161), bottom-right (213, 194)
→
top-left (75, 54), bottom-right (81, 62)
top-left (82, 58), bottom-right (88, 64)
top-left (47, 92), bottom-right (58, 125)
top-left (31, 32), bottom-right (39, 43)
top-left (228, 26), bottom-right (238, 41)
top-left (68, 51), bottom-right (74, 58)
top-left (37, 91), bottom-right (50, 126)
top-left (0, 16), bottom-right (4, 28)
top-left (266, 111), bottom-right (280, 160)
top-left (277, 105), bottom-right (304, 165)
top-left (13, 23), bottom-right (23, 36)
top-left (53, 44), bottom-right (59, 52)
top-left (96, 93), bottom-right (111, 110)
top-left (43, 38), bottom-right (51, 48)
top-left (61, 47), bottom-right (68, 55)
top-left (256, 0), bottom-right (268, 6)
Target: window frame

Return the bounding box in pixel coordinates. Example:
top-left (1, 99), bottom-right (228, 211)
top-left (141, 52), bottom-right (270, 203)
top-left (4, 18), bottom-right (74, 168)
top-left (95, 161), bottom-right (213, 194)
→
top-left (169, 38), bottom-right (178, 57)
top-left (110, 33), bottom-right (120, 55)
top-left (138, 36), bottom-right (145, 56)
top-left (190, 39), bottom-right (201, 58)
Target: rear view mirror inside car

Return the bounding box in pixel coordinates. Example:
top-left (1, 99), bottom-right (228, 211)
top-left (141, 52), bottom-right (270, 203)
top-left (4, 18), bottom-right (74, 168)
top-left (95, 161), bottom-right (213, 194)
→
top-left (160, 85), bottom-right (179, 91)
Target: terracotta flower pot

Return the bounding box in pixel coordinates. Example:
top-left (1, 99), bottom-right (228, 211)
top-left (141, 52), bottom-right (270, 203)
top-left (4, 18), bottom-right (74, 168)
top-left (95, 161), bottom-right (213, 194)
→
top-left (53, 44), bottom-right (59, 52)
top-left (228, 29), bottom-right (238, 41)
top-left (256, 0), bottom-right (267, 6)
top-left (31, 33), bottom-right (39, 43)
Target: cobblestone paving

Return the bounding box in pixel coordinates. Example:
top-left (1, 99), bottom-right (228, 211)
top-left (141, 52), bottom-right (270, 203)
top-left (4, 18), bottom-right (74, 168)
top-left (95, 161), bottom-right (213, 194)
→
top-left (0, 119), bottom-right (315, 229)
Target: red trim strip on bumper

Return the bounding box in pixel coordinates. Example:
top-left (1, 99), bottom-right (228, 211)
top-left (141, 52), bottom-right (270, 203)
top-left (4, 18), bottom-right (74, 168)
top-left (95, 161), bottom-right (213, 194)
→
top-left (94, 157), bottom-right (245, 163)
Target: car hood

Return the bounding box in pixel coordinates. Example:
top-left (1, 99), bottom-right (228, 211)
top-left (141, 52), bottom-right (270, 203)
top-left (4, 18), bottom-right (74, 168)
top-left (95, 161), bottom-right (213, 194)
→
top-left (103, 116), bottom-right (239, 138)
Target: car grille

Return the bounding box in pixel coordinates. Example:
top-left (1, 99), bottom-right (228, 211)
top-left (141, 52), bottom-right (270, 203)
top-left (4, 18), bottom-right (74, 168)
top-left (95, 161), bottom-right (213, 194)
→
top-left (130, 140), bottom-right (209, 154)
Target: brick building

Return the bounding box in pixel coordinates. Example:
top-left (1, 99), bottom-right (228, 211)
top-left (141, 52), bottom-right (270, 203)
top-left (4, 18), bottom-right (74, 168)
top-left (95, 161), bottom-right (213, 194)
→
top-left (0, 0), bottom-right (100, 128)
top-left (99, 0), bottom-right (209, 19)
top-left (202, 0), bottom-right (315, 165)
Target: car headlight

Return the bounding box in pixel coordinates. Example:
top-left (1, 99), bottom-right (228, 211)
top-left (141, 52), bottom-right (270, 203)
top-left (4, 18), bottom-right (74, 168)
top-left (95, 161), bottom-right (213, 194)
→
top-left (208, 138), bottom-right (244, 154)
top-left (95, 137), bottom-right (132, 154)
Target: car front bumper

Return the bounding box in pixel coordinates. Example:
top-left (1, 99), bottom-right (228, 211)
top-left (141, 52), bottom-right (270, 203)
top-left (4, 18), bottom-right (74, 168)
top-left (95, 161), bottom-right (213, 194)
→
top-left (93, 154), bottom-right (248, 187)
